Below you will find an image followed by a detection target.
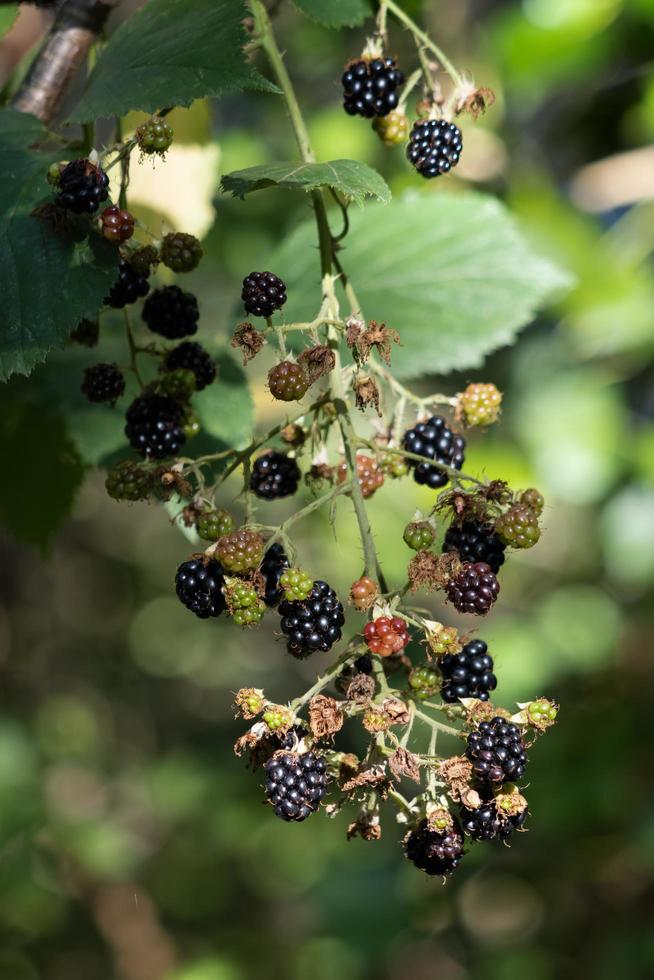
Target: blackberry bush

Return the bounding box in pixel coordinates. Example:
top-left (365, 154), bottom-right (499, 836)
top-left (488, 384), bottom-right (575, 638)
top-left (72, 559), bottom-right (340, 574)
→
top-left (460, 794), bottom-right (527, 842)
top-left (268, 361), bottom-right (310, 402)
top-left (260, 543), bottom-right (290, 607)
top-left (55, 158), bottom-right (110, 213)
top-left (100, 205), bottom-right (134, 243)
top-left (136, 115), bottom-right (174, 156)
top-left (105, 460), bottom-right (152, 501)
top-left (242, 271), bottom-right (287, 318)
top-left (402, 415), bottom-right (465, 489)
top-left (445, 561), bottom-right (500, 615)
top-left (162, 341), bottom-right (216, 391)
top-left (466, 716), bottom-right (528, 784)
top-left (175, 558), bottom-right (226, 619)
top-left (406, 119), bottom-right (463, 178)
top-left (278, 580), bottom-right (345, 658)
top-left (105, 259), bottom-right (150, 308)
top-left (196, 508), bottom-right (234, 542)
top-left (161, 232), bottom-right (203, 273)
top-left (250, 451), bottom-right (301, 499)
top-left (341, 56), bottom-right (404, 118)
top-left (440, 638), bottom-right (497, 703)
top-left (215, 529), bottom-right (264, 573)
top-left (405, 819), bottom-right (464, 877)
top-left (263, 750), bottom-right (327, 822)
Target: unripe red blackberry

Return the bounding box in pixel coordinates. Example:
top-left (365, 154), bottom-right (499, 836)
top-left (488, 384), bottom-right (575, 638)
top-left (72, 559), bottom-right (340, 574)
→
top-left (406, 119), bottom-right (463, 179)
top-left (81, 362), bottom-right (125, 404)
top-left (105, 460), bottom-right (152, 501)
top-left (175, 557), bottom-right (226, 619)
top-left (226, 581), bottom-right (265, 627)
top-left (264, 750), bottom-right (328, 822)
top-left (466, 716), bottom-right (528, 784)
top-left (100, 205), bottom-right (135, 244)
top-left (162, 341), bottom-right (216, 391)
top-left (196, 508), bottom-right (234, 542)
top-left (342, 56), bottom-right (404, 118)
top-left (161, 232), bottom-right (203, 273)
top-left (55, 158), bottom-right (110, 214)
top-left (373, 107), bottom-right (410, 146)
top-left (445, 562), bottom-right (500, 615)
top-left (249, 451), bottom-right (300, 500)
top-left (105, 259), bottom-right (150, 308)
top-left (242, 271), bottom-right (287, 318)
top-left (338, 454), bottom-right (384, 498)
top-left (408, 664), bottom-right (439, 701)
top-left (268, 361), bottom-right (311, 402)
top-left (136, 115), bottom-right (174, 156)
top-left (142, 286), bottom-right (199, 339)
top-left (405, 819), bottom-right (464, 876)
top-left (457, 382), bottom-right (502, 427)
top-left (495, 504), bottom-right (541, 549)
top-left (215, 528), bottom-right (264, 573)
top-left (442, 519), bottom-right (506, 574)
top-left (403, 520), bottom-right (435, 551)
top-left (363, 616), bottom-right (410, 657)
top-left (349, 576), bottom-right (378, 610)
top-left (279, 567), bottom-right (313, 602)
top-left (520, 488), bottom-right (545, 515)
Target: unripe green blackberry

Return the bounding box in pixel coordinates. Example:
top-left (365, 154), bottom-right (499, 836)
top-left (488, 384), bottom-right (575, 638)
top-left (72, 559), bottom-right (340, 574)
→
top-left (196, 508), bottom-right (234, 542)
top-left (234, 687), bottom-right (265, 719)
top-left (280, 568), bottom-right (313, 602)
top-left (403, 520), bottom-right (435, 551)
top-left (263, 704), bottom-right (294, 732)
top-left (215, 528), bottom-right (264, 573)
top-left (457, 382), bottom-right (502, 427)
top-left (408, 664), bottom-right (439, 701)
top-left (161, 232), bottom-right (203, 273)
top-left (226, 581), bottom-right (265, 627)
top-left (381, 452), bottom-right (409, 479)
top-left (520, 488), bottom-right (545, 516)
top-left (136, 115), bottom-right (174, 156)
top-left (105, 460), bottom-right (152, 501)
top-left (426, 624), bottom-right (461, 657)
top-left (373, 108), bottom-right (410, 146)
top-left (268, 360), bottom-right (311, 402)
top-left (149, 368), bottom-right (196, 400)
top-left (495, 504), bottom-right (541, 549)
top-left (526, 697), bottom-right (558, 731)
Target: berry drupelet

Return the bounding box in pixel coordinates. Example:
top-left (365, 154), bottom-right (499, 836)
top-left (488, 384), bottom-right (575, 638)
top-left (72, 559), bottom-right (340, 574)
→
top-left (142, 286), bottom-right (199, 339)
top-left (81, 362), bottom-right (125, 404)
top-left (402, 415), bottom-right (465, 489)
top-left (55, 158), bottom-right (110, 214)
top-left (260, 543), bottom-right (291, 607)
top-left (405, 819), bottom-right (464, 877)
top-left (445, 561), bottom-right (500, 615)
top-left (105, 259), bottom-right (150, 308)
top-left (439, 638), bottom-right (497, 703)
top-left (442, 520), bottom-right (506, 574)
top-left (242, 271), bottom-right (287, 318)
top-left (249, 451), bottom-right (301, 500)
top-left (466, 716), bottom-right (528, 784)
top-left (406, 119), bottom-right (463, 179)
top-left (342, 57), bottom-right (404, 118)
top-left (175, 557), bottom-right (226, 619)
top-left (264, 750), bottom-right (328, 822)
top-left (124, 393), bottom-right (186, 459)
top-left (278, 580), bottom-right (345, 658)
top-left (162, 341), bottom-right (216, 391)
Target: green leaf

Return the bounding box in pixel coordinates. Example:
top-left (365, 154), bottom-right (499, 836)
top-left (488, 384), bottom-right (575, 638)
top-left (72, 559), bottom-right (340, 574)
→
top-left (291, 0), bottom-right (372, 27)
top-left (194, 351), bottom-right (253, 448)
top-left (71, 0), bottom-right (277, 123)
top-left (0, 109), bottom-right (117, 382)
top-left (0, 383), bottom-right (85, 550)
top-left (0, 5), bottom-right (18, 37)
top-left (270, 191), bottom-right (572, 379)
top-left (221, 160), bottom-right (391, 208)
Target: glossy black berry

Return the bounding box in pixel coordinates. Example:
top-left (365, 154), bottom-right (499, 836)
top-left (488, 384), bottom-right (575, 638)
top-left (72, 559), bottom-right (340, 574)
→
top-left (264, 750), bottom-right (328, 822)
top-left (402, 415), bottom-right (465, 489)
top-left (440, 638), bottom-right (497, 703)
top-left (142, 286), bottom-right (199, 339)
top-left (81, 362), bottom-right (125, 404)
top-left (55, 158), bottom-right (110, 214)
top-left (260, 543), bottom-right (291, 607)
top-left (162, 341), bottom-right (215, 391)
top-left (250, 452), bottom-right (300, 500)
top-left (124, 393), bottom-right (186, 459)
top-left (466, 716), bottom-right (528, 784)
top-left (443, 520), bottom-right (506, 574)
top-left (175, 558), bottom-right (226, 619)
top-left (445, 561), bottom-right (500, 615)
top-left (242, 271), bottom-right (287, 318)
top-left (342, 57), bottom-right (404, 118)
top-left (278, 580), bottom-right (345, 658)
top-left (406, 119), bottom-right (463, 178)
top-left (105, 259), bottom-right (150, 309)
top-left (405, 819), bottom-right (464, 876)
top-left (460, 796), bottom-right (527, 842)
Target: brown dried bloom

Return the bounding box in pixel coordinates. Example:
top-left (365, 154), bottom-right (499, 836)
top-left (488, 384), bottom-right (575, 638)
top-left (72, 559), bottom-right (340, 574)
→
top-left (231, 322), bottom-right (264, 364)
top-left (347, 812), bottom-right (382, 841)
top-left (352, 320), bottom-right (400, 365)
top-left (297, 344), bottom-right (335, 383)
top-left (354, 376), bottom-right (381, 416)
top-left (345, 673), bottom-right (376, 704)
top-left (438, 755), bottom-right (474, 801)
top-left (280, 423), bottom-right (306, 447)
top-left (342, 764), bottom-right (390, 796)
top-left (308, 695), bottom-right (344, 738)
top-left (382, 697), bottom-right (411, 727)
top-left (408, 551), bottom-right (461, 592)
top-left (388, 747), bottom-right (421, 784)
top-left (234, 688), bottom-right (266, 720)
top-left (362, 708), bottom-right (391, 734)
top-left (456, 86), bottom-right (496, 119)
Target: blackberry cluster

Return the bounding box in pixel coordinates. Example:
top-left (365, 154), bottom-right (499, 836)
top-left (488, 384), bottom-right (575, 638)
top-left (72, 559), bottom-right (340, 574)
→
top-left (373, 108), bottom-right (410, 146)
top-left (460, 796), bottom-right (527, 842)
top-left (163, 341), bottom-right (216, 391)
top-left (406, 119), bottom-right (463, 179)
top-left (142, 286), bottom-right (199, 339)
top-left (260, 543), bottom-right (290, 607)
top-left (442, 520), bottom-right (506, 574)
top-left (264, 750), bottom-right (328, 822)
top-left (175, 558), bottom-right (226, 619)
top-left (440, 638), bottom-right (497, 703)
top-left (196, 508), bottom-right (234, 542)
top-left (242, 271), bottom-right (287, 318)
top-left (342, 57), bottom-right (404, 118)
top-left (81, 362), bottom-right (125, 404)
top-left (338, 454), bottom-right (384, 498)
top-left (466, 716), bottom-right (528, 784)
top-left (249, 452), bottom-right (301, 500)
top-left (402, 415), bottom-right (465, 489)
top-left (55, 158), bottom-right (110, 214)
top-left (495, 504), bottom-right (541, 549)
top-left (124, 393), bottom-right (186, 459)
top-left (403, 521), bottom-right (435, 551)
top-left (405, 819), bottom-right (464, 876)
top-left (268, 361), bottom-right (310, 402)
top-left (161, 232), bottom-right (203, 273)
top-left (278, 580), bottom-right (345, 658)
top-left (136, 115), bottom-right (174, 156)
top-left (105, 460), bottom-right (152, 501)
top-left (105, 259), bottom-right (150, 308)
top-left (215, 529), bottom-right (264, 573)
top-left (445, 561), bottom-right (499, 615)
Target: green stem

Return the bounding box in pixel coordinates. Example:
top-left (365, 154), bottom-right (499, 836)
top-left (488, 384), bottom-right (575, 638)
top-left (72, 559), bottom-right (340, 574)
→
top-left (291, 646), bottom-right (361, 712)
top-left (383, 0), bottom-right (463, 88)
top-left (414, 708), bottom-right (460, 738)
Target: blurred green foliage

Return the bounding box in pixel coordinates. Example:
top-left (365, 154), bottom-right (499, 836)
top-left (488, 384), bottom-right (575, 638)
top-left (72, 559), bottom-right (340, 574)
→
top-left (1, 1), bottom-right (654, 978)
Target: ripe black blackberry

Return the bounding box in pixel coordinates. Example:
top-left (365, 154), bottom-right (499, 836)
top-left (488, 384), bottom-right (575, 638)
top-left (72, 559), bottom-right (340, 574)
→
top-left (250, 452), bottom-right (300, 500)
top-left (242, 271), bottom-right (287, 318)
top-left (460, 796), bottom-right (527, 842)
top-left (55, 158), bottom-right (110, 214)
top-left (260, 543), bottom-right (290, 607)
top-left (440, 638), bottom-right (497, 703)
top-left (466, 716), bottom-right (528, 784)
top-left (445, 561), bottom-right (500, 615)
top-left (405, 819), bottom-right (464, 876)
top-left (406, 119), bottom-right (463, 178)
top-left (278, 580), bottom-right (345, 658)
top-left (442, 520), bottom-right (506, 574)
top-left (124, 393), bottom-right (186, 459)
top-left (105, 259), bottom-right (150, 309)
top-left (263, 750), bottom-right (327, 822)
top-left (142, 286), bottom-right (199, 339)
top-left (81, 362), bottom-right (125, 404)
top-left (341, 56), bottom-right (405, 118)
top-left (162, 341), bottom-right (216, 391)
top-left (402, 415), bottom-right (465, 489)
top-left (175, 558), bottom-right (226, 619)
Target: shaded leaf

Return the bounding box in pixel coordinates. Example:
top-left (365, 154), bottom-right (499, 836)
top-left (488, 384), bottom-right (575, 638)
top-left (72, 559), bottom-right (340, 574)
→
top-left (194, 351), bottom-right (253, 448)
top-left (292, 0), bottom-right (372, 27)
top-left (221, 159), bottom-right (391, 208)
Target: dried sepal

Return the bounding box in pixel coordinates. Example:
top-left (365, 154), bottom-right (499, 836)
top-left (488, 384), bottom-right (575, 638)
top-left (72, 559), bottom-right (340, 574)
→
top-left (347, 811), bottom-right (382, 841)
top-left (354, 376), bottom-right (381, 416)
top-left (297, 344), bottom-right (335, 382)
top-left (234, 688), bottom-right (266, 719)
top-left (438, 755), bottom-right (474, 802)
top-left (389, 747), bottom-right (421, 784)
top-left (231, 322), bottom-right (265, 364)
top-left (308, 695), bottom-right (344, 738)
top-left (408, 551), bottom-right (461, 592)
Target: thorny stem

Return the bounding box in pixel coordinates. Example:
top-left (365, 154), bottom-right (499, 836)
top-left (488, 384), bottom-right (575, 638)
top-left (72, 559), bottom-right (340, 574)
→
top-left (383, 0), bottom-right (464, 89)
top-left (264, 481), bottom-right (352, 547)
top-left (414, 708), bottom-right (460, 738)
top-left (290, 646), bottom-right (363, 712)
top-left (387, 787), bottom-right (416, 816)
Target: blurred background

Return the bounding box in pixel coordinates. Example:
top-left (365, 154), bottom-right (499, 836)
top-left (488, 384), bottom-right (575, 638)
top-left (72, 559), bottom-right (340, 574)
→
top-left (2, 1), bottom-right (654, 978)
